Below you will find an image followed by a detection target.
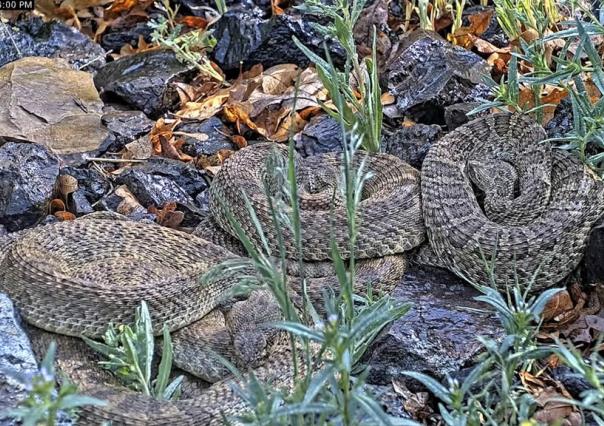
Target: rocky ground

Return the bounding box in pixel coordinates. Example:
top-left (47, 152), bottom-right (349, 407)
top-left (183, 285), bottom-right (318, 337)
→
top-left (0, 0), bottom-right (603, 424)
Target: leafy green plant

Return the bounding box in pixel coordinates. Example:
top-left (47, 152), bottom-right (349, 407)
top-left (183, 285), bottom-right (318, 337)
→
top-left (555, 340), bottom-right (604, 424)
top-left (206, 122), bottom-right (413, 424)
top-left (403, 264), bottom-right (563, 425)
top-left (293, 0), bottom-right (382, 152)
top-left (475, 7), bottom-right (604, 175)
top-left (1, 342), bottom-right (105, 426)
top-left (83, 301), bottom-right (183, 400)
top-left (214, 0), bottom-right (227, 15)
top-left (494, 0), bottom-right (559, 40)
top-left (149, 0), bottom-right (224, 82)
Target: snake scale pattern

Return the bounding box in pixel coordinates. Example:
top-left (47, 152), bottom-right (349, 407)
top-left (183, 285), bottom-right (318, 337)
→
top-left (0, 113), bottom-right (603, 424)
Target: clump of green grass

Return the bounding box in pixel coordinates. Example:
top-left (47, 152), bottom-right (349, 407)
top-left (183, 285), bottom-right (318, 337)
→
top-left (149, 0), bottom-right (224, 82)
top-left (83, 301), bottom-right (183, 401)
top-left (293, 0), bottom-right (383, 153)
top-left (474, 2), bottom-right (604, 176)
top-left (206, 117), bottom-right (413, 423)
top-left (0, 342), bottom-right (106, 426)
top-left (555, 339), bottom-right (604, 423)
top-left (399, 254), bottom-right (604, 425)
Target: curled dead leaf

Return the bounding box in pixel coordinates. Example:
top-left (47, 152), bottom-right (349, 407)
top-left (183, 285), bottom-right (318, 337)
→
top-left (54, 211), bottom-right (76, 221)
top-left (232, 135), bottom-right (248, 149)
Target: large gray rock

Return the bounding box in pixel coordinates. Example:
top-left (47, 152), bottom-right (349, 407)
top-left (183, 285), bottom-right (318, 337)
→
top-left (584, 218), bottom-right (604, 284)
top-left (0, 57), bottom-right (109, 162)
top-left (295, 115), bottom-right (343, 157)
top-left (383, 30), bottom-right (490, 124)
top-left (0, 142), bottom-right (59, 232)
top-left (364, 265), bottom-right (503, 384)
top-left (383, 124), bottom-right (442, 169)
top-left (212, 11), bottom-right (346, 72)
top-left (0, 293), bottom-right (38, 424)
top-left (94, 50), bottom-right (196, 118)
top-left (0, 17), bottom-right (106, 72)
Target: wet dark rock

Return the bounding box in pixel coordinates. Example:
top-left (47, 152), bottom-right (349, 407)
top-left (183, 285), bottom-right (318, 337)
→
top-left (463, 6), bottom-right (508, 48)
top-left (444, 102), bottom-right (481, 130)
top-left (0, 293), bottom-right (38, 423)
top-left (295, 115), bottom-right (343, 157)
top-left (113, 159), bottom-right (206, 224)
top-left (94, 49), bottom-right (196, 118)
top-left (545, 98), bottom-right (573, 139)
top-left (383, 30), bottom-right (491, 124)
top-left (116, 168), bottom-right (195, 209)
top-left (127, 157), bottom-right (209, 197)
top-left (367, 384), bottom-right (411, 419)
top-left (383, 124), bottom-right (442, 169)
top-left (71, 189), bottom-right (95, 216)
top-left (550, 365), bottom-right (593, 399)
top-left (584, 218), bottom-right (604, 284)
top-left (0, 142), bottom-right (59, 232)
top-left (60, 167), bottom-right (110, 204)
top-left (0, 17), bottom-right (106, 72)
top-left (212, 11), bottom-right (345, 73)
top-left (100, 21), bottom-right (154, 53)
top-left (195, 190), bottom-right (210, 213)
top-left (364, 265), bottom-right (503, 384)
top-left (177, 118), bottom-right (236, 157)
top-left (101, 110), bottom-right (154, 151)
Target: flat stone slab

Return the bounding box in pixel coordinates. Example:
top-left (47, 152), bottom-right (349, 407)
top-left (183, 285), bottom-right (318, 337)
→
top-left (0, 293), bottom-right (38, 425)
top-left (0, 57), bottom-right (108, 159)
top-left (365, 265), bottom-right (503, 384)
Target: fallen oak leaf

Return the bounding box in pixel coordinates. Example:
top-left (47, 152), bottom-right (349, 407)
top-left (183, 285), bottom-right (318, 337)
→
top-left (176, 90), bottom-right (230, 120)
top-left (231, 135), bottom-right (247, 149)
top-left (54, 211), bottom-right (76, 221)
top-left (107, 0), bottom-right (137, 14)
top-left (223, 102), bottom-right (257, 132)
top-left (178, 15), bottom-right (208, 29)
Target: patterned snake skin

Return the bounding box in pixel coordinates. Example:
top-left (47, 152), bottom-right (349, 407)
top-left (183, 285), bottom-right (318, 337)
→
top-left (421, 113), bottom-right (604, 290)
top-left (0, 144), bottom-right (423, 424)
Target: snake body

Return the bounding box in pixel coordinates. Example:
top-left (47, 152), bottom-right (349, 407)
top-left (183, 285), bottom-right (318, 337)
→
top-left (1, 116), bottom-right (603, 423)
top-left (0, 143), bottom-right (422, 424)
top-left (421, 113), bottom-right (604, 290)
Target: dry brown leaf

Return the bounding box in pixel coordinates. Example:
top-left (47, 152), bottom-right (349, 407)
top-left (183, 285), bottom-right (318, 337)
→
top-left (107, 0), bottom-right (137, 14)
top-left (178, 15), bottom-right (208, 29)
top-left (261, 64), bottom-right (299, 95)
top-left (223, 102), bottom-right (258, 132)
top-left (449, 9), bottom-right (493, 47)
top-left (149, 118), bottom-right (178, 154)
top-left (518, 85), bottom-right (568, 125)
top-left (232, 135), bottom-right (248, 149)
top-left (176, 90), bottom-right (230, 120)
top-left (534, 387), bottom-right (580, 426)
top-left (115, 185), bottom-right (145, 215)
top-left (381, 92), bottom-right (395, 106)
top-left (54, 211), bottom-right (76, 221)
top-left (148, 202), bottom-right (184, 228)
top-left (542, 290), bottom-right (574, 322)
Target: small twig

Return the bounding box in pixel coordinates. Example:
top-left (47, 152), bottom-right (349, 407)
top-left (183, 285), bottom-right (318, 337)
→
top-left (0, 16), bottom-right (21, 59)
top-left (87, 157), bottom-right (147, 163)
